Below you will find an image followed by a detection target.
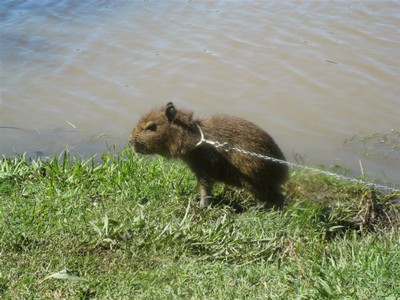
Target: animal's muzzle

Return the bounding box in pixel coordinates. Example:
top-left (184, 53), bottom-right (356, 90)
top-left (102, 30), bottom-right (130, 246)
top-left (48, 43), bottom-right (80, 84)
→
top-left (130, 139), bottom-right (146, 154)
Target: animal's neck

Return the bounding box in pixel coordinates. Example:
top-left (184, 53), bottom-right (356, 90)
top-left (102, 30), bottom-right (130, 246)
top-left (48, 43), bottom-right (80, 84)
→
top-left (174, 121), bottom-right (204, 156)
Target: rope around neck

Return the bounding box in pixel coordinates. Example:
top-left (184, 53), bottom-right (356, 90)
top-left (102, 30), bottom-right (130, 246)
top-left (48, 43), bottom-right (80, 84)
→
top-left (194, 123), bottom-right (400, 194)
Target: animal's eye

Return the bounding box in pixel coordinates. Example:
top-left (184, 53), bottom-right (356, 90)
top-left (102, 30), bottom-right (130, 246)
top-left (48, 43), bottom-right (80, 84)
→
top-left (144, 122), bottom-right (157, 132)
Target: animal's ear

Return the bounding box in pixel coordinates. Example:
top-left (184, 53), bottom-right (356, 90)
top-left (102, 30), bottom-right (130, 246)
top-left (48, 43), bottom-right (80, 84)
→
top-left (165, 102), bottom-right (177, 123)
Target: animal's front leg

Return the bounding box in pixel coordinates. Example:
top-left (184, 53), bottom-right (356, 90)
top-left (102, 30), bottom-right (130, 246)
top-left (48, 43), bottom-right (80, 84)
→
top-left (199, 179), bottom-right (213, 208)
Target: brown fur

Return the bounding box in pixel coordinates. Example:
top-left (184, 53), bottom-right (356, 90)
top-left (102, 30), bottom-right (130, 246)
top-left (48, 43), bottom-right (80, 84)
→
top-left (130, 102), bottom-right (289, 209)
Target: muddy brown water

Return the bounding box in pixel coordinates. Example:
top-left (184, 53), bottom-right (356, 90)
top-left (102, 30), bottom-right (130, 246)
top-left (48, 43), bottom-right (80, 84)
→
top-left (1, 1), bottom-right (399, 186)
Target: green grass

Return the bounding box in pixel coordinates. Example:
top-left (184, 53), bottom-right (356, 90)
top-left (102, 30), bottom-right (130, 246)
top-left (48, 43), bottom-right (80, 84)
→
top-left (1, 149), bottom-right (399, 299)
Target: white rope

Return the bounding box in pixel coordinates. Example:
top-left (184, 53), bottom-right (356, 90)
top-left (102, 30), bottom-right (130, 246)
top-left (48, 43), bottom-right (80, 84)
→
top-left (194, 123), bottom-right (400, 194)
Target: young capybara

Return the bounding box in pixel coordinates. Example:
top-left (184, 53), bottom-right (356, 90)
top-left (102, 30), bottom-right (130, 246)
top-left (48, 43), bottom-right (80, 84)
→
top-left (129, 102), bottom-right (289, 209)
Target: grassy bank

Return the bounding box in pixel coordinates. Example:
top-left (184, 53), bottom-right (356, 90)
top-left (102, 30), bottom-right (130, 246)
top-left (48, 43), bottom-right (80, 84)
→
top-left (1, 149), bottom-right (399, 299)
